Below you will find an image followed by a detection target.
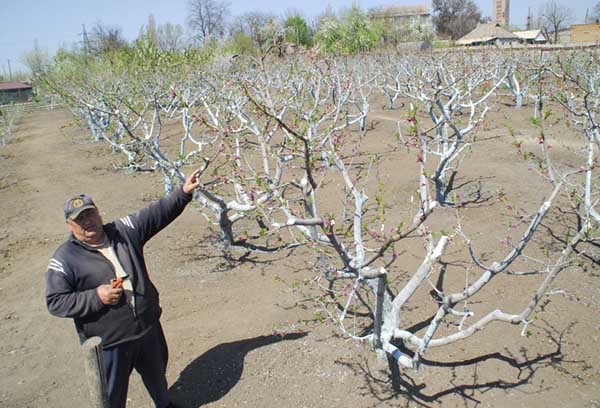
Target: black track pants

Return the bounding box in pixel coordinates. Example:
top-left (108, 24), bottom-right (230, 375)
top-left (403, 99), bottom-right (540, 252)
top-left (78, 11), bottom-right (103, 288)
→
top-left (102, 324), bottom-right (170, 408)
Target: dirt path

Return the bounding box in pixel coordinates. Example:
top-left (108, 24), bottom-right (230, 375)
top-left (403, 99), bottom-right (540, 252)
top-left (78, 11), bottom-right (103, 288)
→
top-left (1, 109), bottom-right (599, 407)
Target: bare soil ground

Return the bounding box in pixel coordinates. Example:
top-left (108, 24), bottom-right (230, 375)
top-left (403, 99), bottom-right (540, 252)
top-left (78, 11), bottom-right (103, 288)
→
top-left (1, 106), bottom-right (599, 408)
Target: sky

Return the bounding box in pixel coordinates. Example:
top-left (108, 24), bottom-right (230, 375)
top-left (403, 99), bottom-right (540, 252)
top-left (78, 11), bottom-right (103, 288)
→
top-left (0, 0), bottom-right (595, 75)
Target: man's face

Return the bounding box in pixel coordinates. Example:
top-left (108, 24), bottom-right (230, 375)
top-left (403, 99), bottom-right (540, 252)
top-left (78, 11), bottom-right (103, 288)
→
top-left (67, 207), bottom-right (105, 244)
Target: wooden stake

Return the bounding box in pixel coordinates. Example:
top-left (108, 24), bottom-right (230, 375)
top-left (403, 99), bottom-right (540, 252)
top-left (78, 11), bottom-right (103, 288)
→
top-left (81, 337), bottom-right (109, 408)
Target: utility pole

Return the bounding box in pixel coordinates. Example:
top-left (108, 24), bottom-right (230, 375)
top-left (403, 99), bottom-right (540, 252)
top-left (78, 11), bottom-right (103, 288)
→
top-left (584, 8), bottom-right (589, 24)
top-left (7, 59), bottom-right (12, 81)
top-left (81, 24), bottom-right (90, 56)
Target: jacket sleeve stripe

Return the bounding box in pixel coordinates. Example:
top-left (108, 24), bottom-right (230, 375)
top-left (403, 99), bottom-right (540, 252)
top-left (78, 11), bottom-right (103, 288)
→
top-left (48, 265), bottom-right (66, 274)
top-left (120, 216), bottom-right (135, 229)
top-left (48, 262), bottom-right (64, 270)
top-left (48, 260), bottom-right (63, 267)
top-left (49, 258), bottom-right (63, 267)
top-left (48, 258), bottom-right (66, 274)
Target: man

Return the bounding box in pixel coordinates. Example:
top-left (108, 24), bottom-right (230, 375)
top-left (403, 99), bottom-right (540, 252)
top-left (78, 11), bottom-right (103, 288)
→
top-left (45, 170), bottom-right (202, 408)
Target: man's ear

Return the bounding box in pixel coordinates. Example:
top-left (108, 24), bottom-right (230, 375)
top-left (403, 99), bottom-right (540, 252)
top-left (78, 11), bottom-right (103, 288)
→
top-left (66, 219), bottom-right (77, 231)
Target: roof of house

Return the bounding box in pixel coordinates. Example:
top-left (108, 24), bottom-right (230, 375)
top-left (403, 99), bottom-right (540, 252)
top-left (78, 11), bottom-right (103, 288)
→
top-left (513, 30), bottom-right (541, 39)
top-left (370, 4), bottom-right (430, 18)
top-left (513, 29), bottom-right (546, 41)
top-left (457, 23), bottom-right (519, 45)
top-left (0, 82), bottom-right (33, 91)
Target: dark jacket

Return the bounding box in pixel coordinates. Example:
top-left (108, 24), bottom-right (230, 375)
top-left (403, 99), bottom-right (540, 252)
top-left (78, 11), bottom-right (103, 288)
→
top-left (45, 187), bottom-right (193, 348)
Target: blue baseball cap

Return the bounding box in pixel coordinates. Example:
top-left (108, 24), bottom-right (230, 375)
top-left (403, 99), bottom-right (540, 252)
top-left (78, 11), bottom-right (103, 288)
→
top-left (64, 194), bottom-right (96, 219)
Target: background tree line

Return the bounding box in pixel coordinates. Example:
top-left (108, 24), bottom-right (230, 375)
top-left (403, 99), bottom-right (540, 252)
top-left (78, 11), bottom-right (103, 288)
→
top-left (15, 0), bottom-right (595, 84)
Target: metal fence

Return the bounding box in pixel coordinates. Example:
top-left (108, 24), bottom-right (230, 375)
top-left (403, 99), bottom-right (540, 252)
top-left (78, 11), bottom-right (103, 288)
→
top-left (0, 100), bottom-right (63, 114)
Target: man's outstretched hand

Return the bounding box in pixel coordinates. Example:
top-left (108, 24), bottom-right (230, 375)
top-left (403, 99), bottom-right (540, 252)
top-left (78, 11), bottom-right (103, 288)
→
top-left (183, 168), bottom-right (203, 194)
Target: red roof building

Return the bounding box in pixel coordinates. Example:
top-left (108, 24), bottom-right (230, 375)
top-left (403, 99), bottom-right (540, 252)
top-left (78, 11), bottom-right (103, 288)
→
top-left (0, 82), bottom-right (34, 104)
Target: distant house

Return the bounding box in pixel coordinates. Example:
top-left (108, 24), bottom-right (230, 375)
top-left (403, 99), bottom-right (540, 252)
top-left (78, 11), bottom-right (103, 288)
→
top-left (0, 82), bottom-right (33, 105)
top-left (457, 23), bottom-right (519, 46)
top-left (369, 3), bottom-right (431, 25)
top-left (514, 29), bottom-right (547, 44)
top-left (369, 4), bottom-right (433, 44)
top-left (570, 23), bottom-right (600, 43)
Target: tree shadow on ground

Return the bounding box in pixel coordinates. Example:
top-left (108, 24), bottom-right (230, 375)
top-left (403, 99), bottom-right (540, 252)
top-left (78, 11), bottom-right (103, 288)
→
top-left (439, 173), bottom-right (495, 208)
top-left (336, 321), bottom-right (590, 408)
top-left (172, 233), bottom-right (304, 275)
top-left (539, 206), bottom-right (600, 276)
top-left (169, 332), bottom-right (307, 407)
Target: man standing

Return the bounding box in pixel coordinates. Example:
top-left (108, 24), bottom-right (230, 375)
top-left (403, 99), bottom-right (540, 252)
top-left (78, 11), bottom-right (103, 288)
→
top-left (45, 170), bottom-right (202, 408)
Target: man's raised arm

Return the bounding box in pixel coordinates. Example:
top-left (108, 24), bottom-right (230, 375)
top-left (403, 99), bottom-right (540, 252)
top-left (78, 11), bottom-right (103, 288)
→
top-left (120, 169), bottom-right (203, 245)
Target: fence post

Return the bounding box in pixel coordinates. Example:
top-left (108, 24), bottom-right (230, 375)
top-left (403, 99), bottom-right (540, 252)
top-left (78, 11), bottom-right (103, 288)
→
top-left (81, 336), bottom-right (109, 408)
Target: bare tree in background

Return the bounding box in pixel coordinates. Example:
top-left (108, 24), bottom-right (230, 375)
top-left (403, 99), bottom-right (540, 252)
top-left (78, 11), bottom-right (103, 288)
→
top-left (156, 22), bottom-right (186, 51)
top-left (89, 22), bottom-right (127, 54)
top-left (230, 12), bottom-right (278, 53)
top-left (188, 0), bottom-right (230, 42)
top-left (540, 0), bottom-right (574, 44)
top-left (21, 39), bottom-right (50, 78)
top-left (594, 1), bottom-right (600, 21)
top-left (432, 0), bottom-right (482, 40)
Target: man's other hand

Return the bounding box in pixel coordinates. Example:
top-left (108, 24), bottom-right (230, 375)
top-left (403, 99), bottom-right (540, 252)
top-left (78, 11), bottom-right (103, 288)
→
top-left (97, 284), bottom-right (124, 305)
top-left (183, 168), bottom-right (202, 194)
